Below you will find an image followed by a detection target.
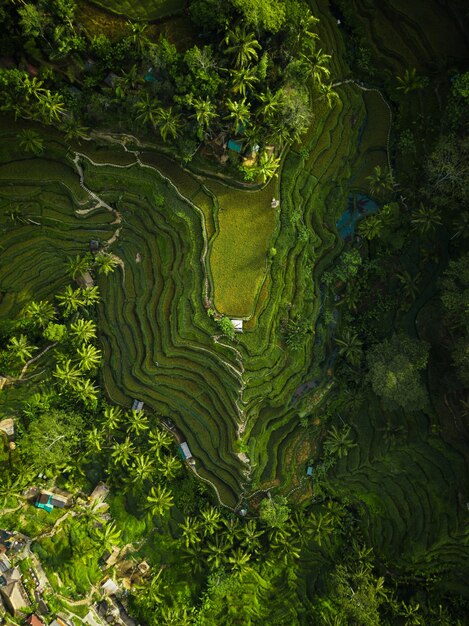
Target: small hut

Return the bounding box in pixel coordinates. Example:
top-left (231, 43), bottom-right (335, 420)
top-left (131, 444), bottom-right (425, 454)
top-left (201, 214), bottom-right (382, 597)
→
top-left (132, 399), bottom-right (144, 412)
top-left (231, 319), bottom-right (244, 333)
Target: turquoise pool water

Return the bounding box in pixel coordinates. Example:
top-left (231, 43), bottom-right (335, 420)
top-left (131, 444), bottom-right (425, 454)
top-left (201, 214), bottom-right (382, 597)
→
top-left (336, 193), bottom-right (379, 238)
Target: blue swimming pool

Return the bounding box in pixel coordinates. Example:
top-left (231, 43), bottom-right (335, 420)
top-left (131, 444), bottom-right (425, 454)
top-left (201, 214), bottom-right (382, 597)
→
top-left (336, 193), bottom-right (379, 238)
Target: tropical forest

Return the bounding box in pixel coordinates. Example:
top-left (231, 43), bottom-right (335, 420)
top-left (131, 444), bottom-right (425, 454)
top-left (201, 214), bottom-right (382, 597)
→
top-left (0, 0), bottom-right (468, 624)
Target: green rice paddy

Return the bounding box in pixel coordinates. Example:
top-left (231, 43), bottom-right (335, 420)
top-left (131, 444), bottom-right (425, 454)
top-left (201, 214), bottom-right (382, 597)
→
top-left (89, 0), bottom-right (185, 20)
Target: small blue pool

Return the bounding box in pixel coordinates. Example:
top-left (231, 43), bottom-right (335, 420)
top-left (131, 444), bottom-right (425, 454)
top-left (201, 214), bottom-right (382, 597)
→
top-left (336, 193), bottom-right (379, 239)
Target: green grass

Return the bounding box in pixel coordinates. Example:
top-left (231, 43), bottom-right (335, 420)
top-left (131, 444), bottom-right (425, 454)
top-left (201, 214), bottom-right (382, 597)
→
top-left (209, 185), bottom-right (276, 318)
top-left (89, 0), bottom-right (185, 21)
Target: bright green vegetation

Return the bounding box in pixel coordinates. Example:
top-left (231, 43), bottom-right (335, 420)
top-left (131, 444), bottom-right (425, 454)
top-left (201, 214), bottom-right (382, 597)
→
top-left (1, 0), bottom-right (469, 624)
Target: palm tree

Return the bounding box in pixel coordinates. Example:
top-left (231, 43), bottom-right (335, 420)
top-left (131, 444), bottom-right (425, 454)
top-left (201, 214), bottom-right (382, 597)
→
top-left (396, 68), bottom-right (427, 94)
top-left (228, 547), bottom-right (251, 577)
top-left (307, 511), bottom-right (334, 547)
top-left (73, 377), bottom-right (99, 408)
top-left (21, 300), bottom-right (55, 328)
top-left (256, 89), bottom-right (281, 122)
top-left (397, 269), bottom-right (421, 301)
top-left (200, 506), bottom-right (222, 536)
top-left (179, 516), bottom-right (203, 548)
top-left (222, 517), bottom-right (242, 544)
top-left (70, 318), bottom-right (97, 344)
top-left (85, 426), bottom-right (104, 453)
top-left (323, 425), bottom-right (357, 459)
top-left (53, 359), bottom-right (82, 389)
top-left (318, 82), bottom-right (339, 108)
top-left (18, 129), bottom-right (44, 155)
top-left (131, 453), bottom-right (154, 483)
top-left (158, 454), bottom-right (181, 480)
top-left (102, 405), bottom-right (123, 433)
top-left (358, 214), bottom-right (383, 240)
top-left (146, 484), bottom-right (174, 518)
top-left (366, 165), bottom-right (393, 198)
top-left (189, 96), bottom-right (218, 139)
top-left (335, 330), bottom-right (363, 366)
top-left (411, 204), bottom-right (442, 235)
top-left (94, 521), bottom-right (121, 551)
top-left (126, 21), bottom-right (150, 56)
top-left (205, 536), bottom-right (230, 570)
top-left (0, 475), bottom-right (27, 508)
top-left (148, 428), bottom-right (173, 455)
top-left (121, 64), bottom-right (143, 91)
top-left (300, 39), bottom-right (331, 83)
top-left (80, 285), bottom-right (100, 307)
top-left (156, 107), bottom-right (183, 143)
top-left (127, 410), bottom-right (149, 436)
top-left (134, 93), bottom-right (161, 128)
top-left (451, 210), bottom-right (469, 239)
top-left (76, 343), bottom-right (102, 371)
top-left (111, 436), bottom-right (134, 467)
top-left (225, 97), bottom-right (251, 132)
top-left (241, 519), bottom-right (264, 554)
top-left (67, 254), bottom-right (91, 280)
top-left (61, 116), bottom-right (89, 143)
top-left (56, 285), bottom-right (85, 316)
top-left (37, 90), bottom-right (66, 124)
top-left (224, 26), bottom-right (261, 69)
top-left (8, 335), bottom-right (36, 364)
top-left (94, 252), bottom-right (119, 275)
top-left (256, 151), bottom-right (280, 183)
top-left (230, 66), bottom-right (259, 97)
top-left (271, 537), bottom-right (301, 565)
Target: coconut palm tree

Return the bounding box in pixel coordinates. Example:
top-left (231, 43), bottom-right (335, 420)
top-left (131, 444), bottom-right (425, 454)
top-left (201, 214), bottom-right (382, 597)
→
top-left (358, 214), bottom-right (383, 240)
top-left (300, 40), bottom-right (331, 84)
top-left (335, 330), bottom-right (363, 366)
top-left (102, 405), bottom-right (123, 433)
top-left (230, 66), bottom-right (259, 97)
top-left (205, 536), bottom-right (230, 570)
top-left (224, 26), bottom-right (261, 69)
top-left (256, 151), bottom-right (281, 183)
top-left (146, 484), bottom-right (174, 518)
top-left (200, 506), bottom-right (222, 536)
top-left (111, 436), bottom-right (134, 467)
top-left (134, 92), bottom-right (161, 128)
top-left (225, 97), bottom-right (251, 132)
top-left (76, 343), bottom-right (102, 371)
top-left (53, 358), bottom-right (82, 388)
top-left (56, 285), bottom-right (85, 316)
top-left (410, 204), bottom-right (442, 235)
top-left (61, 116), bottom-right (89, 143)
top-left (94, 521), bottom-right (121, 551)
top-left (323, 425), bottom-right (356, 459)
top-left (271, 537), bottom-right (301, 565)
top-left (366, 165), bottom-right (393, 198)
top-left (80, 285), bottom-right (100, 307)
top-left (396, 68), bottom-right (428, 94)
top-left (256, 88), bottom-right (281, 122)
top-left (94, 252), bottom-right (119, 275)
top-left (7, 335), bottom-right (36, 364)
top-left (18, 129), bottom-right (44, 155)
top-left (74, 377), bottom-right (99, 408)
top-left (179, 516), bottom-right (203, 548)
top-left (318, 82), bottom-right (339, 108)
top-left (241, 519), bottom-right (264, 554)
top-left (85, 426), bottom-right (104, 453)
top-left (21, 300), bottom-right (55, 328)
top-left (228, 547), bottom-right (251, 577)
top-left (307, 511), bottom-right (334, 547)
top-left (131, 453), bottom-right (154, 483)
top-left (156, 107), bottom-right (183, 143)
top-left (222, 517), bottom-right (242, 544)
top-left (158, 454), bottom-right (181, 480)
top-left (397, 269), bottom-right (421, 302)
top-left (148, 428), bottom-right (173, 455)
top-left (121, 64), bottom-right (143, 91)
top-left (189, 96), bottom-right (218, 139)
top-left (127, 409), bottom-right (149, 436)
top-left (126, 21), bottom-right (150, 56)
top-left (37, 90), bottom-right (66, 124)
top-left (70, 318), bottom-right (97, 344)
top-left (67, 254), bottom-right (91, 280)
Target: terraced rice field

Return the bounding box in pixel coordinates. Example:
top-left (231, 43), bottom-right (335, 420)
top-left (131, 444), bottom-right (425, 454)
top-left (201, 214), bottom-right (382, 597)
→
top-left (89, 0), bottom-right (185, 20)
